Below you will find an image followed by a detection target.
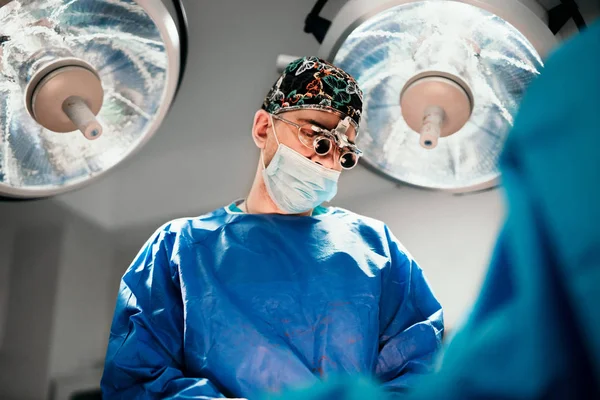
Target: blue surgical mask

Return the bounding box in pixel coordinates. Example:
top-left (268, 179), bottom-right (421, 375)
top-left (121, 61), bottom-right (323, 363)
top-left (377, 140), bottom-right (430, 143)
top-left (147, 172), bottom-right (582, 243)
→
top-left (262, 116), bottom-right (340, 214)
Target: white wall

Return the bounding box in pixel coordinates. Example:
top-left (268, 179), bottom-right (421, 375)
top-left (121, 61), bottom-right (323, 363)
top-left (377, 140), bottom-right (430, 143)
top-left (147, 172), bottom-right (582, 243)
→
top-left (56, 176), bottom-right (118, 232)
top-left (0, 200), bottom-right (115, 399)
top-left (0, 227), bottom-right (14, 350)
top-left (0, 224), bottom-right (63, 400)
top-left (48, 217), bottom-right (116, 380)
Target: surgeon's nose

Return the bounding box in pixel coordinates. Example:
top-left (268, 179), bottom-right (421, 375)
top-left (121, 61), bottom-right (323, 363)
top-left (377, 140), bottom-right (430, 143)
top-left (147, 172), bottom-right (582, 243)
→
top-left (310, 152), bottom-right (339, 171)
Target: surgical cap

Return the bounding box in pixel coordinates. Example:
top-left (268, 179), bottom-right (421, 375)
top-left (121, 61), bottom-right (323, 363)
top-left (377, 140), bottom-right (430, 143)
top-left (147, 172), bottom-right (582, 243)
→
top-left (262, 57), bottom-right (363, 130)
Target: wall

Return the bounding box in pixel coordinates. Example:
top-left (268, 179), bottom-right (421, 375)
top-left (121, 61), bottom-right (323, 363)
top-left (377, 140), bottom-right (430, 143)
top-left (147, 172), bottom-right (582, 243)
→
top-left (48, 216), bottom-right (116, 380)
top-left (0, 224), bottom-right (64, 400)
top-left (0, 226), bottom-right (14, 349)
top-left (0, 200), bottom-right (115, 399)
top-left (56, 176), bottom-right (118, 232)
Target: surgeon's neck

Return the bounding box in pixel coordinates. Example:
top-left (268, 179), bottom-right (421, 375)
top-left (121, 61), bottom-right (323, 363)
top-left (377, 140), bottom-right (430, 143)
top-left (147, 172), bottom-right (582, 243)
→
top-left (243, 164), bottom-right (312, 216)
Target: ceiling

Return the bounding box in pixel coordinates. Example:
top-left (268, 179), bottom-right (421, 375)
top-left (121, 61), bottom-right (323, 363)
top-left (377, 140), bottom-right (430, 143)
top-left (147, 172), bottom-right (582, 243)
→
top-left (53, 0), bottom-right (598, 231)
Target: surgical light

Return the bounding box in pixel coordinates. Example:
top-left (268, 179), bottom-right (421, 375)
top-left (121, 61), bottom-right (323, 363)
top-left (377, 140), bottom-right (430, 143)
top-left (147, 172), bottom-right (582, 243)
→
top-left (316, 0), bottom-right (558, 192)
top-left (0, 0), bottom-right (187, 199)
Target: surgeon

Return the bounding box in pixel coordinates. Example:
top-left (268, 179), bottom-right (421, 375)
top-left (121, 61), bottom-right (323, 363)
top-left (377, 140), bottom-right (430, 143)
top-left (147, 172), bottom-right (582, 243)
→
top-left (101, 57), bottom-right (444, 399)
top-left (261, 19), bottom-right (600, 400)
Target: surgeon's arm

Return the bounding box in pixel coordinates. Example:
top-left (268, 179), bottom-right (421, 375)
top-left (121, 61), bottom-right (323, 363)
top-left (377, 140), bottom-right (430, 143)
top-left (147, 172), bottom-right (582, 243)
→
top-left (375, 227), bottom-right (444, 395)
top-left (101, 229), bottom-right (229, 399)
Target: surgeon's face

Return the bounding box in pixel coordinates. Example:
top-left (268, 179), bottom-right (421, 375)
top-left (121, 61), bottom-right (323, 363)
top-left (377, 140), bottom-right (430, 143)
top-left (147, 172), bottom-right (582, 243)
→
top-left (252, 109), bottom-right (357, 172)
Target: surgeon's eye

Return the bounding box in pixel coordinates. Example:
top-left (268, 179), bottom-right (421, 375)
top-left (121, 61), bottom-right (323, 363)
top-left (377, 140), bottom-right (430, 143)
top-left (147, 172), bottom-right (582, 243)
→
top-left (298, 125), bottom-right (320, 148)
top-left (340, 152), bottom-right (358, 169)
top-left (314, 137), bottom-right (333, 156)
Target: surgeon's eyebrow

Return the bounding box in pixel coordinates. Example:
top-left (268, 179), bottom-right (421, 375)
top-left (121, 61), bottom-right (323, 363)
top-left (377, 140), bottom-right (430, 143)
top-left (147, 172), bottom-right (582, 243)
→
top-left (296, 118), bottom-right (331, 130)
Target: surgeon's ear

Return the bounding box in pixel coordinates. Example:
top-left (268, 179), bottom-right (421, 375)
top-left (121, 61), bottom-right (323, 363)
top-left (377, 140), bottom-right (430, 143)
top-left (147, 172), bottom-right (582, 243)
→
top-left (252, 110), bottom-right (270, 150)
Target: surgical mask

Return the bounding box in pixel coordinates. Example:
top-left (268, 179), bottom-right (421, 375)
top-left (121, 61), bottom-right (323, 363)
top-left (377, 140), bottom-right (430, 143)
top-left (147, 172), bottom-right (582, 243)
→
top-left (262, 116), bottom-right (340, 214)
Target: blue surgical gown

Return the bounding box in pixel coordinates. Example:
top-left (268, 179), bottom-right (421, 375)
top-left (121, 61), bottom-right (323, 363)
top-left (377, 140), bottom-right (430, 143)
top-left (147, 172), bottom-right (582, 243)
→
top-left (269, 20), bottom-right (600, 400)
top-left (101, 204), bottom-right (443, 399)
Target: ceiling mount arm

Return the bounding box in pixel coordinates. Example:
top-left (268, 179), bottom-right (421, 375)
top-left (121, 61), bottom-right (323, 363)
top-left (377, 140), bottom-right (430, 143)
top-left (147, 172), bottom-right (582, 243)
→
top-left (548, 0), bottom-right (587, 35)
top-left (304, 0), bottom-right (332, 44)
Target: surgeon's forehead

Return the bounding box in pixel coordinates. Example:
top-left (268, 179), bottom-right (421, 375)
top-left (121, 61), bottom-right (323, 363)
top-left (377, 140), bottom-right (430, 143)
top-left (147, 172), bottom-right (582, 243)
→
top-left (285, 109), bottom-right (357, 142)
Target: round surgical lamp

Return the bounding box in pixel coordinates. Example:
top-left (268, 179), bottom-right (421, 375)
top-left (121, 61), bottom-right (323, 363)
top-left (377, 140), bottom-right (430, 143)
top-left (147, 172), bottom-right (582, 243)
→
top-left (314, 0), bottom-right (559, 192)
top-left (0, 0), bottom-right (188, 199)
